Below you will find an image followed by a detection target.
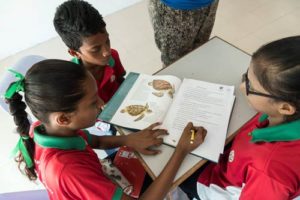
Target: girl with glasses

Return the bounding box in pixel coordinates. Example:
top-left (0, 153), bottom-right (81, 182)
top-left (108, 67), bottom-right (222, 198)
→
top-left (181, 36), bottom-right (300, 200)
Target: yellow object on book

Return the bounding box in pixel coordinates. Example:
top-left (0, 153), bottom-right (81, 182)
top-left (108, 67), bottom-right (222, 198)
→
top-left (190, 130), bottom-right (195, 144)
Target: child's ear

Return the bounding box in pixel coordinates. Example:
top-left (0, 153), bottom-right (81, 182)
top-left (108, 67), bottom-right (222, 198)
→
top-left (55, 113), bottom-right (72, 126)
top-left (68, 49), bottom-right (81, 59)
top-left (278, 102), bottom-right (296, 116)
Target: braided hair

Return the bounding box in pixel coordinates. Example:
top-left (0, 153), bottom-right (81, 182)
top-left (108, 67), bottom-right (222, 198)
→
top-left (7, 92), bottom-right (36, 180)
top-left (6, 59), bottom-right (87, 180)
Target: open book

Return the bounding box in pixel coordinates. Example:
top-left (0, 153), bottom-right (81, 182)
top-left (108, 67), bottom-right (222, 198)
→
top-left (100, 72), bottom-right (235, 162)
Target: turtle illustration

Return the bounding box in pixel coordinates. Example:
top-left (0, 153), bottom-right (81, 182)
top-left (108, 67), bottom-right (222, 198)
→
top-left (120, 103), bottom-right (152, 121)
top-left (152, 92), bottom-right (164, 97)
top-left (148, 79), bottom-right (175, 98)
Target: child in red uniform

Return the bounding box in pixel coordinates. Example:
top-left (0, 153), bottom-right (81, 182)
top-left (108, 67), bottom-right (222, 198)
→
top-left (54, 0), bottom-right (125, 136)
top-left (5, 59), bottom-right (207, 200)
top-left (54, 0), bottom-right (125, 104)
top-left (180, 36), bottom-right (300, 199)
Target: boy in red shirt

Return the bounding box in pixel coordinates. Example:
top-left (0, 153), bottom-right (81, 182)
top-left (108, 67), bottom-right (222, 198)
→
top-left (54, 0), bottom-right (125, 103)
top-left (54, 0), bottom-right (126, 136)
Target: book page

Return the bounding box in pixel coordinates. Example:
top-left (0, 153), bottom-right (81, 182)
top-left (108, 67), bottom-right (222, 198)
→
top-left (110, 74), bottom-right (182, 130)
top-left (161, 79), bottom-right (235, 162)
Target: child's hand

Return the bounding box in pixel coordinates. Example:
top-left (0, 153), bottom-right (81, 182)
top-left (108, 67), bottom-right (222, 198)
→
top-left (126, 122), bottom-right (168, 155)
top-left (176, 122), bottom-right (207, 155)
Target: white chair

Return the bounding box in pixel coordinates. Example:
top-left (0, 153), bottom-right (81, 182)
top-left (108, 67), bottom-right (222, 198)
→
top-left (0, 189), bottom-right (49, 200)
top-left (0, 56), bottom-right (47, 199)
top-left (0, 55), bottom-right (45, 115)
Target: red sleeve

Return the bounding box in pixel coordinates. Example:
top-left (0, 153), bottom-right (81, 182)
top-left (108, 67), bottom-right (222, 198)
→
top-left (29, 121), bottom-right (42, 138)
top-left (111, 49), bottom-right (126, 82)
top-left (59, 162), bottom-right (121, 200)
top-left (240, 166), bottom-right (291, 200)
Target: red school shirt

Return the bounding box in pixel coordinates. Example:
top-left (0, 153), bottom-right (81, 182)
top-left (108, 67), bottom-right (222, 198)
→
top-left (72, 49), bottom-right (126, 103)
top-left (197, 113), bottom-right (300, 200)
top-left (30, 121), bottom-right (122, 200)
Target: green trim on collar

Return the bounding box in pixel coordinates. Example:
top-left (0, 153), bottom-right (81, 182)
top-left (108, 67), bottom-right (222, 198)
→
top-left (112, 187), bottom-right (123, 200)
top-left (71, 57), bottom-right (81, 65)
top-left (258, 113), bottom-right (268, 123)
top-left (251, 119), bottom-right (300, 142)
top-left (34, 125), bottom-right (87, 150)
top-left (72, 57), bottom-right (115, 68)
top-left (108, 57), bottom-right (115, 67)
top-left (82, 129), bottom-right (92, 145)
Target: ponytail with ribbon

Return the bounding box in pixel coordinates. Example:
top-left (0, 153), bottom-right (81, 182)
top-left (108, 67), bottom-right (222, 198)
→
top-left (5, 69), bottom-right (36, 179)
top-left (5, 69), bottom-right (25, 99)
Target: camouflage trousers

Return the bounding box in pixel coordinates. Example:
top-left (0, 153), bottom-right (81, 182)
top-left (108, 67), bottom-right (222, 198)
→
top-left (148, 0), bottom-right (219, 66)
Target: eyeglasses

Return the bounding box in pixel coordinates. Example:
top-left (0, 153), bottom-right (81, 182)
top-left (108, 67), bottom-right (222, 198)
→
top-left (242, 70), bottom-right (282, 100)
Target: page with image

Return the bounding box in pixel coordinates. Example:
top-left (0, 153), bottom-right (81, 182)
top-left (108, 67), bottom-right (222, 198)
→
top-left (109, 74), bottom-right (182, 130)
top-left (161, 79), bottom-right (235, 162)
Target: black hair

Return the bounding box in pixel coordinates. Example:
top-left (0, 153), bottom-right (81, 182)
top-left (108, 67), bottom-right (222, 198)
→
top-left (6, 59), bottom-right (88, 180)
top-left (252, 36), bottom-right (300, 122)
top-left (53, 0), bottom-right (106, 50)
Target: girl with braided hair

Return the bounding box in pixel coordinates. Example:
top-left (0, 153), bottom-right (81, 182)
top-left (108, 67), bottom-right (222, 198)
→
top-left (5, 59), bottom-right (207, 200)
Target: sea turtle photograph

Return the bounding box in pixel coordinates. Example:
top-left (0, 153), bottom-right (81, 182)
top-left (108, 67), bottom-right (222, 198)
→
top-left (148, 79), bottom-right (175, 98)
top-left (120, 103), bottom-right (152, 121)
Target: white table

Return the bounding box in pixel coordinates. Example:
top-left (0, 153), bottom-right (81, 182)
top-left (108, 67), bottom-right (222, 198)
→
top-left (118, 37), bottom-right (256, 188)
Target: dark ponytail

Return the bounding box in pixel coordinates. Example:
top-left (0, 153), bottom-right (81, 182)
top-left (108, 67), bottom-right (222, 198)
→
top-left (6, 59), bottom-right (88, 181)
top-left (252, 36), bottom-right (300, 122)
top-left (6, 92), bottom-right (36, 180)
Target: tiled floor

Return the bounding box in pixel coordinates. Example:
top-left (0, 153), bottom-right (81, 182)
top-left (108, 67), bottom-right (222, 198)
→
top-left (0, 0), bottom-right (143, 61)
top-left (0, 0), bottom-right (299, 194)
top-left (213, 0), bottom-right (300, 53)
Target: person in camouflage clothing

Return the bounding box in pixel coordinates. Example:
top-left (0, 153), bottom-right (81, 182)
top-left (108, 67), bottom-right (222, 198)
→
top-left (148, 0), bottom-right (219, 67)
